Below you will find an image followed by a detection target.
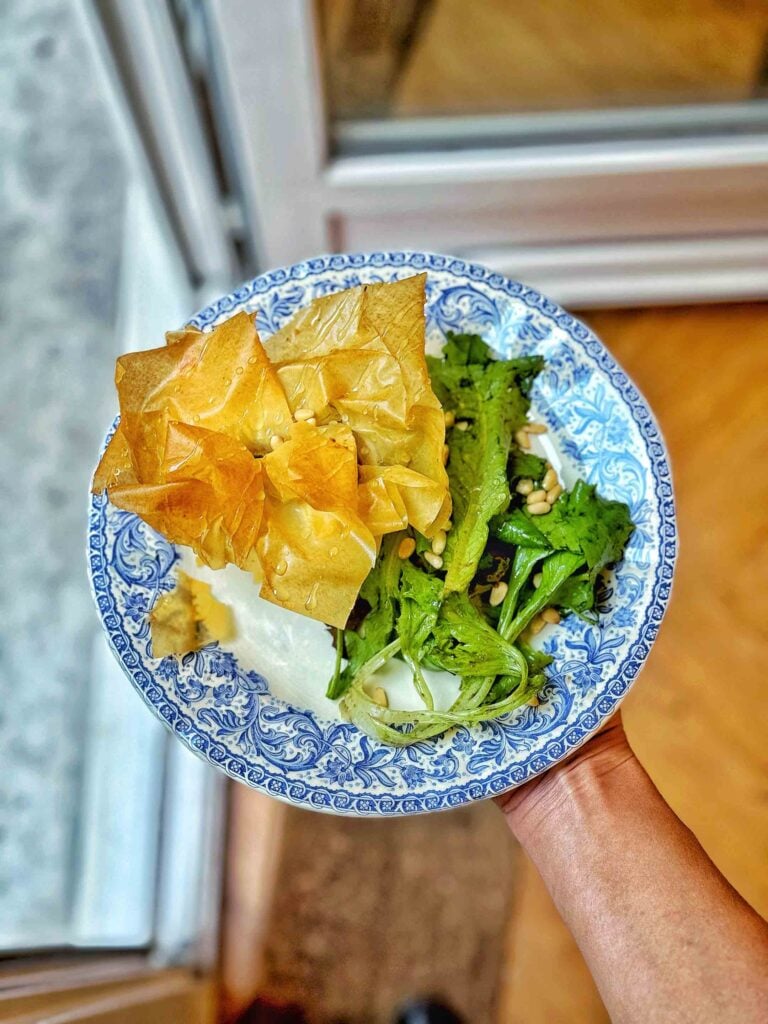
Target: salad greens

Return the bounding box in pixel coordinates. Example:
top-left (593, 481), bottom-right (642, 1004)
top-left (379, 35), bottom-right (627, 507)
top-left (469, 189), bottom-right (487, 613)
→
top-left (328, 330), bottom-right (635, 745)
top-left (428, 333), bottom-right (543, 593)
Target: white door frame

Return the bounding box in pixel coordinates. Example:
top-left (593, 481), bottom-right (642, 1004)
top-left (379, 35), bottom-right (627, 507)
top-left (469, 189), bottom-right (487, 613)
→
top-left (204, 0), bottom-right (768, 306)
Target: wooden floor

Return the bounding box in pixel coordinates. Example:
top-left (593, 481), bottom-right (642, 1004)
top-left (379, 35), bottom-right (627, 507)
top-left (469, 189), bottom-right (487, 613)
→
top-left (219, 303), bottom-right (768, 1023)
top-left (497, 302), bottom-right (768, 1022)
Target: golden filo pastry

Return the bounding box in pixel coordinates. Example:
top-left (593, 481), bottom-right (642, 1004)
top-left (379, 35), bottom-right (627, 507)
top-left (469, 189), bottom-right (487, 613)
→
top-left (93, 276), bottom-right (451, 631)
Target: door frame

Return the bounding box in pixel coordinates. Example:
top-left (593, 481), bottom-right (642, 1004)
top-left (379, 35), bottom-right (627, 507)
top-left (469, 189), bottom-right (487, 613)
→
top-left (203, 0), bottom-right (768, 305)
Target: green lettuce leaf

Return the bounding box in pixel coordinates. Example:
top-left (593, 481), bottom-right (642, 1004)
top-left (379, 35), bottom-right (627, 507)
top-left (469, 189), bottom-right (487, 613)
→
top-left (552, 572), bottom-right (598, 621)
top-left (429, 355), bottom-right (537, 593)
top-left (441, 330), bottom-right (494, 367)
top-left (396, 561), bottom-right (444, 709)
top-left (518, 479), bottom-right (634, 574)
top-left (492, 479), bottom-right (634, 631)
top-left (503, 550), bottom-right (585, 642)
top-left (427, 591), bottom-right (528, 682)
top-left (508, 450), bottom-right (548, 483)
top-left (487, 635), bottom-right (552, 704)
top-left (497, 544), bottom-right (550, 637)
top-left (326, 534), bottom-right (401, 699)
top-left (491, 509), bottom-right (551, 550)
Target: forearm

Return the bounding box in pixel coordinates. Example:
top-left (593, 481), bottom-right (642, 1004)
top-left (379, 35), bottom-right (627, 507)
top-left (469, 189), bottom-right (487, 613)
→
top-left (499, 727), bottom-right (768, 1024)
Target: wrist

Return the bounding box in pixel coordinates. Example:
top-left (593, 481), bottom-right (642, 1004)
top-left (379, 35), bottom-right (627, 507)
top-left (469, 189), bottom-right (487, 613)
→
top-left (497, 719), bottom-right (639, 847)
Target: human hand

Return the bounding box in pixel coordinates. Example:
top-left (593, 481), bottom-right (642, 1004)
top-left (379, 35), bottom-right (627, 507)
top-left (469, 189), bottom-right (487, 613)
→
top-left (493, 711), bottom-right (768, 1023)
top-left (495, 712), bottom-right (635, 839)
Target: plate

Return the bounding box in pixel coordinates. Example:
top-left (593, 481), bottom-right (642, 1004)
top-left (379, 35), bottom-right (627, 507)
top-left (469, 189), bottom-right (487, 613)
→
top-left (87, 251), bottom-right (676, 816)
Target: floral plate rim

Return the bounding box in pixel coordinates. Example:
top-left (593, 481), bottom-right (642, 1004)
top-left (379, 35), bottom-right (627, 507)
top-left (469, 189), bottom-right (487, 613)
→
top-left (88, 250), bottom-right (677, 816)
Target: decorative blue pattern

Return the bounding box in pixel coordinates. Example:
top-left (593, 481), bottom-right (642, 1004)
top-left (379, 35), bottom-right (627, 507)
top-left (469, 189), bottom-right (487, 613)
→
top-left (87, 251), bottom-right (677, 817)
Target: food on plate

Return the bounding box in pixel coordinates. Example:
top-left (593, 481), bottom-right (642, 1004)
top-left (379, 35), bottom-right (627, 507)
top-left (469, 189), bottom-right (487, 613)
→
top-left (332, 331), bottom-right (634, 744)
top-left (150, 571), bottom-right (234, 657)
top-left (93, 275), bottom-right (634, 746)
top-left (92, 275), bottom-right (450, 629)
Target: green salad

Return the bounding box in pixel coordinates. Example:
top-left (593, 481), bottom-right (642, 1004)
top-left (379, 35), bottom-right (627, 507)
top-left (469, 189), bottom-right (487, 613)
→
top-left (327, 332), bottom-right (634, 746)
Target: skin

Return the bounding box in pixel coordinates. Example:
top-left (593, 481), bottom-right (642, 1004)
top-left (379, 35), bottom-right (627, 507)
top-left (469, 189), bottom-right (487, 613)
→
top-left (496, 717), bottom-right (768, 1024)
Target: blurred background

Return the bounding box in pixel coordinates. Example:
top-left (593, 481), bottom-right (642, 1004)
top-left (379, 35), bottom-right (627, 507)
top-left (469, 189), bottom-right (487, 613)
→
top-left (1, 1), bottom-right (766, 1021)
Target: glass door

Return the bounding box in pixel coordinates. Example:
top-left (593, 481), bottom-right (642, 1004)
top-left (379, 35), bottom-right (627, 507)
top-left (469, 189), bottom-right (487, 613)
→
top-left (198, 0), bottom-right (768, 305)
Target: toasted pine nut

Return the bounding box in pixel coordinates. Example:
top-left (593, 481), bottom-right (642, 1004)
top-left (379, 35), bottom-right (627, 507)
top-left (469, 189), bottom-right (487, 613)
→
top-left (431, 530), bottom-right (447, 555)
top-left (527, 694), bottom-right (540, 707)
top-left (423, 551), bottom-right (444, 570)
top-left (542, 607), bottom-right (561, 625)
top-left (528, 501), bottom-right (551, 515)
top-left (526, 489), bottom-right (548, 505)
top-left (294, 407), bottom-right (314, 421)
top-left (442, 443), bottom-right (450, 465)
top-left (444, 410), bottom-right (455, 427)
top-left (542, 468), bottom-right (558, 491)
top-left (525, 422), bottom-right (548, 434)
top-left (372, 686), bottom-right (389, 708)
top-left (269, 434), bottom-right (283, 450)
top-left (445, 519), bottom-right (453, 531)
top-left (515, 428), bottom-right (531, 449)
top-left (546, 484), bottom-right (563, 504)
top-left (516, 478), bottom-right (534, 496)
top-left (529, 615), bottom-right (546, 635)
top-left (532, 572), bottom-right (543, 589)
top-left (398, 537), bottom-right (416, 559)
top-left (455, 420), bottom-right (469, 431)
top-left (489, 581), bottom-right (508, 607)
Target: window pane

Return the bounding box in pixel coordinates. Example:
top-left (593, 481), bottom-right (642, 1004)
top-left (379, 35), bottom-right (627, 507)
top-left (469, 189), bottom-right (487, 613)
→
top-left (318, 0), bottom-right (768, 121)
top-left (0, 0), bottom-right (193, 952)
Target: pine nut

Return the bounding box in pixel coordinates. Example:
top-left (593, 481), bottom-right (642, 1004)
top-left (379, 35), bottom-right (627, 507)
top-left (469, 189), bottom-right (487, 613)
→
top-left (532, 572), bottom-right (543, 589)
top-left (442, 443), bottom-right (450, 465)
top-left (516, 478), bottom-right (534, 495)
top-left (372, 686), bottom-right (389, 708)
top-left (489, 582), bottom-right (508, 607)
top-left (525, 422), bottom-right (548, 434)
top-left (423, 551), bottom-right (444, 570)
top-left (526, 489), bottom-right (548, 505)
top-left (546, 483), bottom-right (563, 504)
top-left (444, 410), bottom-right (455, 427)
top-left (445, 519), bottom-right (453, 531)
top-left (515, 428), bottom-right (531, 449)
top-left (527, 694), bottom-right (540, 707)
top-left (269, 434), bottom-right (283, 450)
top-left (542, 468), bottom-right (558, 491)
top-left (398, 537), bottom-right (416, 559)
top-left (431, 530), bottom-right (447, 555)
top-left (529, 615), bottom-right (546, 635)
top-left (542, 607), bottom-right (561, 625)
top-left (306, 417), bottom-right (317, 427)
top-left (455, 420), bottom-right (469, 431)
top-left (528, 501), bottom-right (551, 515)
top-left (294, 407), bottom-right (314, 421)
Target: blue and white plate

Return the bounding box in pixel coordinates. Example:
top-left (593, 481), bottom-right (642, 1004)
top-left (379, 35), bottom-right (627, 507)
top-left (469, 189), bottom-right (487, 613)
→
top-left (88, 251), bottom-right (676, 816)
